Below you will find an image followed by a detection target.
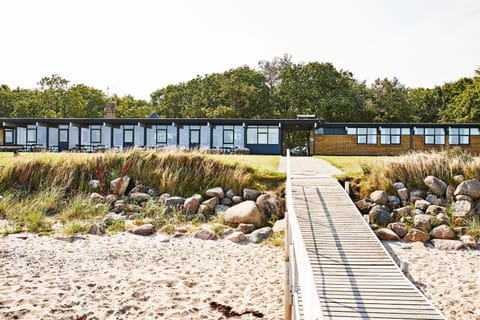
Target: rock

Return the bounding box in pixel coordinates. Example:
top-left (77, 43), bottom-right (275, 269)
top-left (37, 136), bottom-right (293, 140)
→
top-left (425, 194), bottom-right (438, 205)
top-left (225, 189), bottom-right (236, 199)
top-left (193, 229), bottom-right (218, 240)
top-left (456, 194), bottom-right (473, 202)
top-left (226, 231), bottom-right (247, 243)
top-left (158, 193), bottom-right (171, 204)
top-left (413, 214), bottom-right (433, 230)
top-left (214, 204), bottom-right (230, 215)
top-left (453, 175), bottom-right (465, 184)
top-left (105, 194), bottom-right (117, 203)
top-left (355, 198), bottom-right (375, 214)
top-left (410, 189), bottom-right (426, 202)
top-left (220, 197), bottom-right (233, 206)
top-left (256, 193), bottom-right (280, 221)
top-left (273, 218), bottom-right (286, 233)
top-left (446, 185), bottom-right (456, 201)
top-left (387, 222), bottom-right (407, 238)
top-left (415, 199), bottom-right (431, 211)
top-left (88, 223), bottom-right (105, 236)
top-left (197, 204), bottom-right (209, 216)
top-left (460, 235), bottom-right (477, 248)
top-left (393, 182), bottom-right (406, 190)
top-left (133, 224), bottom-right (155, 236)
top-left (369, 205), bottom-right (392, 226)
top-left (165, 196), bottom-right (186, 208)
top-left (424, 176), bottom-right (447, 196)
top-left (436, 213), bottom-right (447, 224)
top-left (237, 223), bottom-right (257, 233)
top-left (376, 228), bottom-right (400, 241)
top-left (175, 226), bottom-right (188, 234)
top-left (430, 224), bottom-right (455, 239)
top-left (414, 209), bottom-right (425, 216)
top-left (397, 188), bottom-right (409, 204)
top-left (454, 179), bottom-right (480, 200)
top-left (248, 227), bottom-right (272, 243)
top-left (202, 197), bottom-right (219, 215)
top-left (225, 201), bottom-right (264, 227)
top-left (147, 188), bottom-right (158, 197)
top-left (426, 205), bottom-right (446, 215)
top-left (243, 188), bottom-right (260, 201)
top-left (232, 196), bottom-right (243, 204)
top-left (90, 192), bottom-right (105, 203)
top-left (386, 196), bottom-right (401, 210)
top-left (404, 229), bottom-right (430, 242)
top-left (113, 200), bottom-right (126, 213)
top-left (392, 206), bottom-right (412, 220)
top-left (370, 190), bottom-right (388, 205)
top-left (110, 176), bottom-right (131, 195)
top-left (130, 192), bottom-right (151, 203)
top-left (184, 195), bottom-right (202, 215)
top-left (102, 212), bottom-right (123, 226)
top-left (431, 239), bottom-right (464, 250)
top-left (156, 234), bottom-right (170, 243)
top-left (89, 179), bottom-right (100, 190)
top-left (453, 200), bottom-right (473, 217)
top-left (206, 187), bottom-right (224, 199)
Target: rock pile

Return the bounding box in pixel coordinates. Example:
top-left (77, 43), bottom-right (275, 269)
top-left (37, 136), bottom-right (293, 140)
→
top-left (88, 177), bottom-right (284, 244)
top-left (356, 175), bottom-right (480, 250)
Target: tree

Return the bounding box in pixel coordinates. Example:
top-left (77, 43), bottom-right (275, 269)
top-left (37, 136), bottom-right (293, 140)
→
top-left (114, 95), bottom-right (154, 118)
top-left (439, 77), bottom-right (480, 122)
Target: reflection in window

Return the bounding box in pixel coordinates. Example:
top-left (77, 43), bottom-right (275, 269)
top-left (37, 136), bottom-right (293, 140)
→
top-left (350, 128), bottom-right (377, 144)
top-left (90, 126), bottom-right (101, 144)
top-left (425, 128), bottom-right (445, 145)
top-left (156, 126), bottom-right (167, 144)
top-left (4, 129), bottom-right (14, 144)
top-left (27, 127), bottom-right (37, 143)
top-left (449, 128), bottom-right (470, 145)
top-left (246, 125), bottom-right (279, 145)
top-left (380, 128), bottom-right (401, 145)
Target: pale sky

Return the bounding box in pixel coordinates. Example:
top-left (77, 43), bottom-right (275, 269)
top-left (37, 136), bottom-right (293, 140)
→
top-left (1, 0), bottom-right (479, 100)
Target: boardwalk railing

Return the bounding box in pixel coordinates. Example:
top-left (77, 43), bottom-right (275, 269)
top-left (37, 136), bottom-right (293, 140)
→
top-left (285, 150), bottom-right (323, 320)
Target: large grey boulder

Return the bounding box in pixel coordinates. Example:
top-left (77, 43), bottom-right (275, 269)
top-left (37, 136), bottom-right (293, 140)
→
top-left (424, 176), bottom-right (447, 196)
top-left (248, 227), bottom-right (272, 243)
top-left (397, 188), bottom-right (409, 204)
top-left (184, 194), bottom-right (202, 215)
top-left (110, 176), bottom-right (130, 195)
top-left (206, 187), bottom-right (225, 199)
top-left (256, 193), bottom-right (280, 221)
top-left (201, 197), bottom-right (219, 215)
top-left (415, 199), bottom-right (431, 211)
top-left (410, 189), bottom-right (426, 202)
top-left (387, 222), bottom-right (407, 238)
top-left (369, 205), bottom-right (392, 226)
top-left (133, 224), bottom-right (155, 236)
top-left (426, 205), bottom-right (446, 215)
top-left (392, 206), bottom-right (412, 220)
top-left (165, 196), bottom-right (186, 208)
top-left (454, 179), bottom-right (480, 200)
top-left (393, 182), bottom-right (406, 190)
top-left (370, 190), bottom-right (388, 205)
top-left (355, 198), bottom-right (375, 214)
top-left (413, 214), bottom-right (433, 230)
top-left (243, 188), bottom-right (260, 201)
top-left (224, 201), bottom-right (264, 227)
top-left (453, 200), bottom-right (473, 218)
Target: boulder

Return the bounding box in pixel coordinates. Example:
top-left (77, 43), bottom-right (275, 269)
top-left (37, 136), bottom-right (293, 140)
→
top-left (426, 205), bottom-right (446, 215)
top-left (456, 194), bottom-right (473, 202)
top-left (88, 223), bottom-right (105, 236)
top-left (430, 224), bottom-right (455, 239)
top-left (414, 209), bottom-right (425, 216)
top-left (425, 194), bottom-right (438, 205)
top-left (105, 194), bottom-right (117, 203)
top-left (158, 193), bottom-right (171, 204)
top-left (232, 196), bottom-right (243, 204)
top-left (453, 175), bottom-right (465, 184)
top-left (410, 189), bottom-right (426, 202)
top-left (214, 204), bottom-right (230, 215)
top-left (273, 218), bottom-right (286, 233)
top-left (393, 182), bottom-right (406, 190)
top-left (256, 193), bottom-right (280, 221)
top-left (165, 196), bottom-right (186, 208)
top-left (355, 198), bottom-right (375, 214)
top-left (225, 201), bottom-right (264, 227)
top-left (220, 197), bottom-right (233, 206)
top-left (102, 212), bottom-right (123, 226)
top-left (237, 223), bottom-right (256, 233)
top-left (201, 197), bottom-right (219, 214)
top-left (370, 190), bottom-right (388, 205)
top-left (453, 200), bottom-right (473, 218)
top-left (110, 176), bottom-right (130, 195)
top-left (446, 185), bottom-right (456, 202)
top-left (248, 227), bottom-right (272, 243)
top-left (206, 187), bottom-right (225, 199)
top-left (89, 180), bottom-right (101, 191)
top-left (184, 194), bottom-right (202, 215)
top-left (424, 176), bottom-right (447, 196)
top-left (243, 188), bottom-right (260, 201)
top-left (113, 200), bottom-right (126, 213)
top-left (386, 196), bottom-right (401, 210)
top-left (193, 229), bottom-right (218, 240)
top-left (226, 231), bottom-right (247, 243)
top-left (431, 239), bottom-right (464, 250)
top-left (415, 199), bottom-right (431, 211)
top-left (225, 189), bottom-right (236, 199)
top-left (133, 224), bottom-right (155, 236)
top-left (369, 205), bottom-right (392, 226)
top-left (436, 213), bottom-right (447, 224)
top-left (392, 206), bottom-right (412, 220)
top-left (413, 214), bottom-right (433, 230)
top-left (147, 188), bottom-right (158, 197)
top-left (376, 228), bottom-right (400, 241)
top-left (387, 222), bottom-right (407, 238)
top-left (454, 179), bottom-right (480, 200)
top-left (130, 192), bottom-right (151, 203)
top-left (404, 229), bottom-right (430, 242)
top-left (460, 235), bottom-right (477, 248)
top-left (397, 188), bottom-right (409, 204)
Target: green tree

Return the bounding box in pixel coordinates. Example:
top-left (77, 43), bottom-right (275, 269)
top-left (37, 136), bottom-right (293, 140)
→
top-left (114, 95), bottom-right (153, 118)
top-left (0, 84), bottom-right (14, 117)
top-left (439, 76), bottom-right (480, 122)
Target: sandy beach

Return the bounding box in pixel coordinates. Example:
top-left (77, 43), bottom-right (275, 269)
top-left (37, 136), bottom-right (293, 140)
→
top-left (383, 241), bottom-right (480, 320)
top-left (0, 233), bottom-right (284, 320)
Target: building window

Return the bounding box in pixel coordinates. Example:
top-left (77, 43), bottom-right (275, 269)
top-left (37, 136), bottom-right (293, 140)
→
top-left (246, 125), bottom-right (279, 145)
top-left (27, 127), bottom-right (37, 144)
top-left (424, 128), bottom-right (445, 145)
top-left (380, 128), bottom-right (401, 145)
top-left (90, 126), bottom-right (102, 144)
top-left (4, 129), bottom-right (14, 144)
top-left (449, 128), bottom-right (470, 145)
top-left (348, 128), bottom-right (377, 144)
top-left (156, 127), bottom-right (167, 144)
top-left (223, 126), bottom-right (234, 145)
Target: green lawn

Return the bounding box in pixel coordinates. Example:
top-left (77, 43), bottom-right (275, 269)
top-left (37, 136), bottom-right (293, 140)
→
top-left (316, 155), bottom-right (384, 176)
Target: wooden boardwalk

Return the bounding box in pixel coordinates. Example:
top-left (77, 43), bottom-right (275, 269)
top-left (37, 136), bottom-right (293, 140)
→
top-left (287, 157), bottom-right (445, 320)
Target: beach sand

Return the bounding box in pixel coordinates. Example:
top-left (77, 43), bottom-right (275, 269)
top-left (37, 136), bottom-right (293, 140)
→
top-left (383, 241), bottom-right (480, 320)
top-left (0, 233), bottom-right (284, 320)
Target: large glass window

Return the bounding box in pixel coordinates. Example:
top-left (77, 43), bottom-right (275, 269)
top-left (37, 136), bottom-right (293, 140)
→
top-left (349, 128), bottom-right (377, 144)
top-left (4, 129), bottom-right (14, 144)
top-left (124, 126), bottom-right (134, 143)
top-left (223, 126), bottom-right (234, 144)
top-left (449, 128), bottom-right (470, 145)
top-left (425, 128), bottom-right (445, 145)
top-left (156, 126), bottom-right (167, 144)
top-left (380, 128), bottom-right (401, 145)
top-left (90, 126), bottom-right (102, 144)
top-left (27, 127), bottom-right (37, 144)
top-left (246, 125), bottom-right (279, 145)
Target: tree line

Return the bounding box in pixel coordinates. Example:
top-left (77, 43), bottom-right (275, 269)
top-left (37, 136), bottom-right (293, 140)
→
top-left (1, 55), bottom-right (479, 122)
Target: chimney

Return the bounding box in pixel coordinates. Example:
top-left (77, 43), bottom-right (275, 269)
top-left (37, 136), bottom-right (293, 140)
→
top-left (104, 101), bottom-right (116, 119)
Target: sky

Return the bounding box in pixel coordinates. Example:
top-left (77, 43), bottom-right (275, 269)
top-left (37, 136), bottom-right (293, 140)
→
top-left (1, 0), bottom-right (479, 100)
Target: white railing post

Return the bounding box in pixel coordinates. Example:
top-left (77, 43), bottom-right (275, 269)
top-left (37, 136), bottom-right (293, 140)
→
top-left (286, 150), bottom-right (323, 320)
